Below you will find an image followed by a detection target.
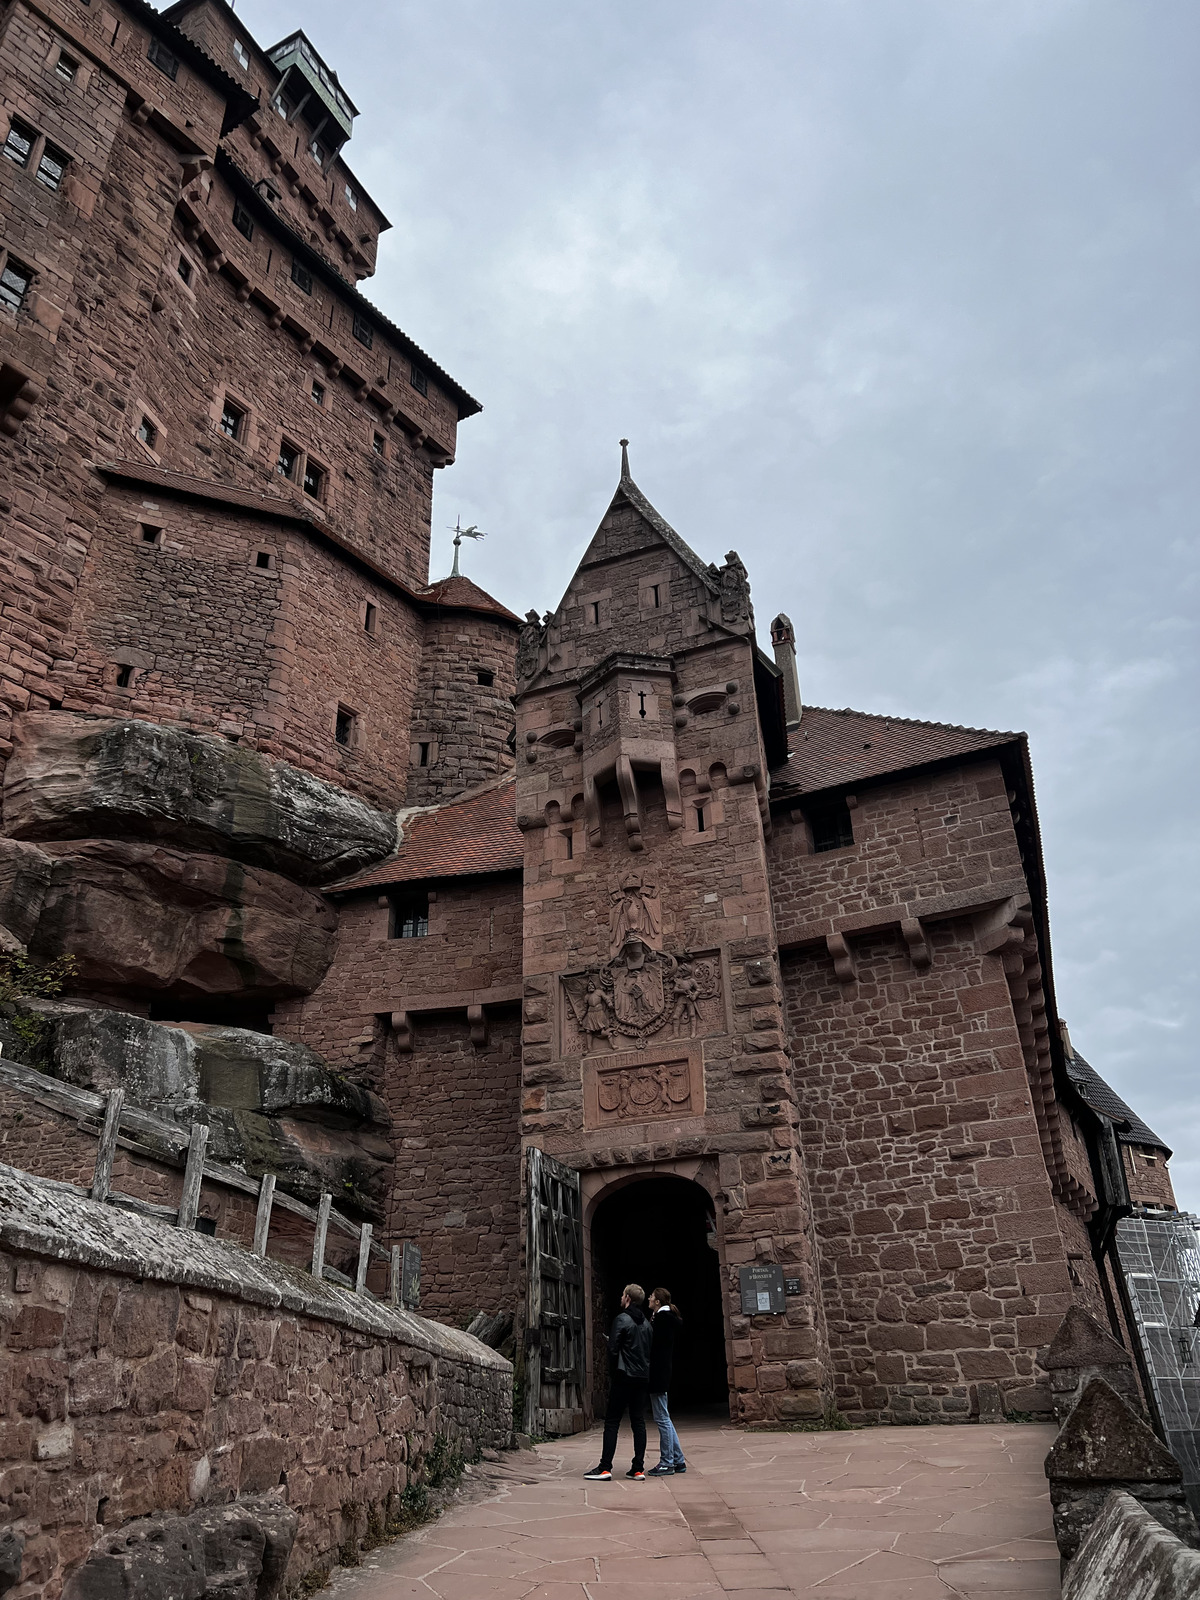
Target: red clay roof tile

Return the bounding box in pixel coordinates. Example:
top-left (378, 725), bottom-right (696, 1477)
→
top-left (773, 705), bottom-right (1019, 796)
top-left (419, 574), bottom-right (521, 623)
top-left (332, 776), bottom-right (522, 892)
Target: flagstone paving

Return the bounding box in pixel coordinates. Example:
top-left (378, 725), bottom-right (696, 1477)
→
top-left (325, 1417), bottom-right (1060, 1599)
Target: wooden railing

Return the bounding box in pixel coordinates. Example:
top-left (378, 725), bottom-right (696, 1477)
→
top-left (0, 1055), bottom-right (419, 1307)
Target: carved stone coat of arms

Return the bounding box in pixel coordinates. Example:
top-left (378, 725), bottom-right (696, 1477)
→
top-left (562, 936), bottom-right (720, 1051)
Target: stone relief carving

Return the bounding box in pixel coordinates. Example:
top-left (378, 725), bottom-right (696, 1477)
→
top-left (563, 938), bottom-right (720, 1051)
top-left (710, 549), bottom-right (753, 628)
top-left (595, 1058), bottom-right (693, 1122)
top-left (515, 609), bottom-right (545, 684)
top-left (608, 873), bottom-right (661, 952)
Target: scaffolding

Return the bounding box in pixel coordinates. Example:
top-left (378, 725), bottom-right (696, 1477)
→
top-left (1116, 1212), bottom-right (1200, 1494)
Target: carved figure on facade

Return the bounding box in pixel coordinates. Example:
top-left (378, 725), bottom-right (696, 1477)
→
top-left (595, 1059), bottom-right (693, 1121)
top-left (608, 873), bottom-right (661, 953)
top-left (516, 609), bottom-right (545, 683)
top-left (563, 938), bottom-right (719, 1051)
top-left (710, 549), bottom-right (753, 627)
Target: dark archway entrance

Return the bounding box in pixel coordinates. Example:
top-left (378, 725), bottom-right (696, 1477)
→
top-left (590, 1175), bottom-right (728, 1412)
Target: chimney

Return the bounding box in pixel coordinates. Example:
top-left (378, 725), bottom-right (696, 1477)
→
top-left (770, 614), bottom-right (802, 730)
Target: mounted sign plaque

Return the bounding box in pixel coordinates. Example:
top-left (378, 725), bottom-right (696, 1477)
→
top-left (739, 1262), bottom-right (786, 1316)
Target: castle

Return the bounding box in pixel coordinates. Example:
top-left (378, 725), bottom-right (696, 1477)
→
top-left (0, 0), bottom-right (1179, 1440)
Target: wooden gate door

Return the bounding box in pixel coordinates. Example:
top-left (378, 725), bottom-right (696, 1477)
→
top-left (524, 1146), bottom-right (586, 1436)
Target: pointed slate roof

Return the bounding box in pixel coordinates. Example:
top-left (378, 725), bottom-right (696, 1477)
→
top-left (771, 705), bottom-right (1020, 796)
top-left (577, 454), bottom-right (720, 592)
top-left (1066, 1048), bottom-right (1170, 1154)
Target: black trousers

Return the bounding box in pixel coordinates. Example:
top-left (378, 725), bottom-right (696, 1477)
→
top-left (600, 1370), bottom-right (648, 1470)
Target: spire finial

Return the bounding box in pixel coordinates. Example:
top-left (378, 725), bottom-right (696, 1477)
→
top-left (448, 514), bottom-right (485, 577)
top-left (619, 438), bottom-right (630, 481)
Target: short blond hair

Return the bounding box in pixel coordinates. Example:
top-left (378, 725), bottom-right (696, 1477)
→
top-left (623, 1283), bottom-right (645, 1306)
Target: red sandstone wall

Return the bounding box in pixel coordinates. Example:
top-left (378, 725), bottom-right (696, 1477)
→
top-left (1123, 1143), bottom-right (1178, 1211)
top-left (406, 612), bottom-right (518, 806)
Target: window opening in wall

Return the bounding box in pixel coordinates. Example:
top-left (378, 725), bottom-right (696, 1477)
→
top-left (311, 378), bottom-right (324, 405)
top-left (590, 601), bottom-right (600, 625)
top-left (476, 669), bottom-right (494, 687)
top-left (388, 893), bottom-right (429, 939)
top-left (637, 691), bottom-right (647, 719)
top-left (255, 179), bottom-right (280, 207)
top-left (276, 440), bottom-right (299, 479)
top-left (409, 363), bottom-right (428, 396)
top-left (0, 258), bottom-right (32, 313)
top-left (563, 829), bottom-right (574, 860)
top-left (220, 397), bottom-right (245, 440)
top-left (147, 36), bottom-right (179, 80)
top-left (371, 431), bottom-right (385, 456)
top-left (695, 803), bottom-right (707, 834)
top-left (232, 202), bottom-right (254, 241)
top-left (344, 183), bottom-right (357, 211)
top-left (114, 664), bottom-right (133, 689)
top-left (55, 52), bottom-right (79, 81)
top-left (807, 797), bottom-right (855, 853)
top-left (255, 550), bottom-right (272, 570)
top-left (417, 741), bottom-right (429, 767)
top-left (310, 141), bottom-right (326, 167)
top-left (273, 95), bottom-right (291, 121)
top-left (352, 311), bottom-right (373, 349)
top-left (3, 120), bottom-right (35, 168)
top-left (334, 705), bottom-right (357, 747)
top-left (139, 523), bottom-right (162, 544)
top-left (110, 17), bottom-right (120, 44)
top-left (35, 143), bottom-right (68, 191)
top-left (302, 459), bottom-right (325, 499)
top-left (232, 38), bottom-right (249, 69)
top-left (177, 255), bottom-right (192, 285)
top-left (363, 601), bottom-right (377, 634)
top-left (651, 584), bottom-right (660, 608)
top-left (291, 258), bottom-right (313, 294)
top-left (136, 415), bottom-right (158, 448)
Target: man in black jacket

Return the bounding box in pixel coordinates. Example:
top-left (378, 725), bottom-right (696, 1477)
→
top-left (583, 1283), bottom-right (653, 1480)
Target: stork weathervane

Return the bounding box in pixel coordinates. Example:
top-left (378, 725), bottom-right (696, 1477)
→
top-left (449, 515), bottom-right (485, 576)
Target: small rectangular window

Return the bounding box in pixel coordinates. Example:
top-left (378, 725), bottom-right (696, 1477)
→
top-left (232, 39), bottom-right (249, 69)
top-left (136, 415), bottom-right (158, 448)
top-left (291, 258), bottom-right (312, 294)
top-left (220, 397), bottom-right (245, 440)
top-left (114, 664), bottom-right (133, 688)
top-left (3, 120), bottom-right (35, 168)
top-left (255, 179), bottom-right (279, 206)
top-left (388, 893), bottom-right (429, 940)
top-left (651, 584), bottom-right (660, 609)
top-left (309, 141), bottom-right (325, 168)
top-left (335, 705), bottom-right (357, 747)
top-left (344, 183), bottom-right (357, 211)
top-left (139, 523), bottom-right (162, 544)
top-left (177, 255), bottom-right (192, 285)
top-left (273, 96), bottom-right (291, 121)
top-left (696, 803), bottom-right (707, 833)
top-left (352, 311), bottom-right (373, 349)
top-left (417, 741), bottom-right (429, 767)
top-left (147, 36), bottom-right (179, 81)
top-left (276, 440), bottom-right (299, 479)
top-left (590, 602), bottom-right (600, 625)
top-left (311, 378), bottom-right (325, 405)
top-left (807, 798), bottom-right (854, 854)
top-left (563, 830), bottom-right (574, 860)
top-left (254, 550), bottom-right (272, 569)
top-left (303, 459), bottom-right (325, 499)
top-left (409, 363), bottom-right (428, 396)
top-left (232, 202), bottom-right (254, 241)
top-left (371, 431), bottom-right (385, 456)
top-left (363, 601), bottom-right (377, 634)
top-left (35, 142), bottom-right (68, 191)
top-left (0, 258), bottom-right (33, 313)
top-left (476, 669), bottom-right (494, 687)
top-left (55, 52), bottom-right (79, 81)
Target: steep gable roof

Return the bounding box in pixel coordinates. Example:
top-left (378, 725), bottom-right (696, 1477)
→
top-left (576, 466), bottom-right (720, 592)
top-left (771, 705), bottom-right (1020, 797)
top-left (329, 776), bottom-right (521, 893)
top-left (1066, 1049), bottom-right (1170, 1155)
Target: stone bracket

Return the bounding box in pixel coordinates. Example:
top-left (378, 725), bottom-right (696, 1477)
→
top-left (900, 916), bottom-right (931, 970)
top-left (826, 933), bottom-right (856, 985)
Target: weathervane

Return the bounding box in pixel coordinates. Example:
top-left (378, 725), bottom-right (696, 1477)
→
top-left (449, 515), bottom-right (485, 576)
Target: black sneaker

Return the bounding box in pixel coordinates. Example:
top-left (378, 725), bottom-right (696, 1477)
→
top-left (673, 1462), bottom-right (687, 1473)
top-left (583, 1465), bottom-right (612, 1480)
top-left (646, 1463), bottom-right (674, 1475)
top-left (626, 1466), bottom-right (646, 1479)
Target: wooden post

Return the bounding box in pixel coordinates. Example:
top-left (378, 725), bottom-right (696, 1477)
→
top-left (389, 1244), bottom-right (401, 1306)
top-left (90, 1087), bottom-right (125, 1202)
top-left (176, 1122), bottom-right (210, 1231)
top-left (253, 1173), bottom-right (276, 1255)
top-left (355, 1223), bottom-right (373, 1294)
top-left (311, 1193), bottom-right (332, 1279)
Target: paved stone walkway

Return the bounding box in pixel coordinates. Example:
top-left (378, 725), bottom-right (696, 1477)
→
top-left (327, 1418), bottom-right (1060, 1599)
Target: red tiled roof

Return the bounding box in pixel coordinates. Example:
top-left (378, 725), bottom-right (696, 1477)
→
top-left (331, 777), bottom-right (522, 892)
top-left (772, 705), bottom-right (1019, 797)
top-left (419, 574), bottom-right (521, 624)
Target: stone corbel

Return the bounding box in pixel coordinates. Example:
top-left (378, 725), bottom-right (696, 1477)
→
top-left (901, 916), bottom-right (931, 970)
top-left (616, 755), bottom-right (644, 852)
top-left (1, 364), bottom-right (42, 439)
top-left (584, 773), bottom-right (602, 849)
top-left (390, 1011), bottom-right (413, 1054)
top-left (467, 1004), bottom-right (489, 1048)
top-left (826, 933), bottom-right (857, 986)
top-left (973, 895), bottom-right (1033, 956)
top-left (661, 752), bottom-right (684, 831)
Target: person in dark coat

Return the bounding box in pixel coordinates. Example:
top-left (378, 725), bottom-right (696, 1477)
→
top-left (584, 1283), bottom-right (653, 1479)
top-left (646, 1286), bottom-right (686, 1474)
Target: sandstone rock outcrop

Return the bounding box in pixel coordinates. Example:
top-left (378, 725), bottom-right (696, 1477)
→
top-left (0, 836), bottom-right (336, 1002)
top-left (3, 712), bottom-right (396, 885)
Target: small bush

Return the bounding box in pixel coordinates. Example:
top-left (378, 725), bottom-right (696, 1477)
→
top-left (0, 951), bottom-right (76, 1070)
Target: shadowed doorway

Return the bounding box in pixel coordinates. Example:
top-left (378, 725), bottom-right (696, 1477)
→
top-left (590, 1175), bottom-right (728, 1414)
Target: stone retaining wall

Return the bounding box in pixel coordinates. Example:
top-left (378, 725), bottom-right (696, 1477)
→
top-left (0, 1163), bottom-right (512, 1598)
top-left (1063, 1490), bottom-right (1200, 1600)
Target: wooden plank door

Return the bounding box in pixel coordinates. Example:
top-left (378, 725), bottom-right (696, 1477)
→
top-left (524, 1146), bottom-right (586, 1436)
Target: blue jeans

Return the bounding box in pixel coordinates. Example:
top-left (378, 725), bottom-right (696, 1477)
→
top-left (649, 1391), bottom-right (685, 1467)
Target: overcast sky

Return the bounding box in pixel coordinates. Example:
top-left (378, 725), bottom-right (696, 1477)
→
top-left (240, 0), bottom-right (1199, 1208)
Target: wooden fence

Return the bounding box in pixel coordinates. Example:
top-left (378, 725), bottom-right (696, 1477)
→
top-left (0, 1055), bottom-right (419, 1307)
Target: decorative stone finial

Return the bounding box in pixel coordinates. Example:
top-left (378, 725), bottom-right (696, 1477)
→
top-left (619, 439), bottom-right (630, 480)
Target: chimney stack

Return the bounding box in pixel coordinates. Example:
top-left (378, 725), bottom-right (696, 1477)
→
top-left (770, 614), bottom-right (802, 730)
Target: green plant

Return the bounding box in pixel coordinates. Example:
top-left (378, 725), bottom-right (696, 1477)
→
top-left (0, 951), bottom-right (76, 1069)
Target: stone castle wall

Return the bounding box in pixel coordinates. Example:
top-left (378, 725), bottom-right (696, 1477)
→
top-left (0, 1163), bottom-right (512, 1600)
